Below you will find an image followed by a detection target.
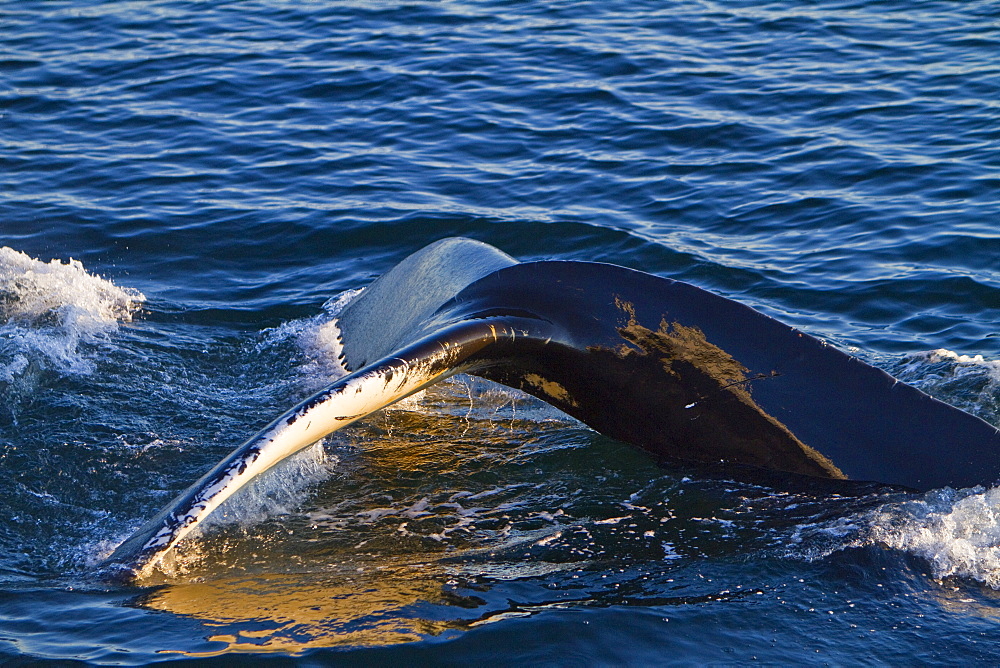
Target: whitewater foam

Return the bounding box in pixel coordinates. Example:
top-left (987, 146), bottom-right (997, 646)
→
top-left (0, 247), bottom-right (144, 380)
top-left (862, 486), bottom-right (1000, 588)
top-left (256, 288), bottom-right (362, 392)
top-left (785, 484), bottom-right (1000, 589)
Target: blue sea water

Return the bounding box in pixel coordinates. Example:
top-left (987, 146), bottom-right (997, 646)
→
top-left (2, 0), bottom-right (999, 663)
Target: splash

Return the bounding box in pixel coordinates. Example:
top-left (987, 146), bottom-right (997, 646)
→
top-left (0, 247), bottom-right (144, 380)
top-left (259, 287), bottom-right (429, 409)
top-left (785, 485), bottom-right (1000, 589)
top-left (256, 288), bottom-right (362, 392)
top-left (862, 486), bottom-right (1000, 588)
top-left (196, 441), bottom-right (337, 534)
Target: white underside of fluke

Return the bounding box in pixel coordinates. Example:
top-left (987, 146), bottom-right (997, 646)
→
top-left (120, 338), bottom-right (475, 579)
top-left (104, 311), bottom-right (548, 580)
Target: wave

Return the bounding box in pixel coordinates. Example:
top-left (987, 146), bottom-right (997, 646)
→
top-left (892, 348), bottom-right (1000, 426)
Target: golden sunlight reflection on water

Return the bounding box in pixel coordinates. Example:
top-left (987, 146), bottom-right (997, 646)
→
top-left (142, 562), bottom-right (463, 654)
top-left (133, 378), bottom-right (590, 654)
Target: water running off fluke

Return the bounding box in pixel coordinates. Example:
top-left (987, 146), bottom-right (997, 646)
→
top-left (102, 238), bottom-right (1000, 581)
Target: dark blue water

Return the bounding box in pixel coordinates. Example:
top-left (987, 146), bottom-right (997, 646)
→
top-left (2, 0), bottom-right (999, 663)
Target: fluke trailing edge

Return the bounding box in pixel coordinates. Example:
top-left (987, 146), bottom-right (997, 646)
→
top-left (103, 238), bottom-right (1000, 580)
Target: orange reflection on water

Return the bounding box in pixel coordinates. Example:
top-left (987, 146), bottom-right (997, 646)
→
top-left (142, 560), bottom-right (472, 655)
top-left (136, 380), bottom-right (575, 656)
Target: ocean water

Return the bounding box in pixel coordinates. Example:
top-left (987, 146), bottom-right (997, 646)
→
top-left (2, 0), bottom-right (999, 663)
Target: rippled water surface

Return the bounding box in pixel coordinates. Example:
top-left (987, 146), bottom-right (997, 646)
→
top-left (2, 0), bottom-right (999, 663)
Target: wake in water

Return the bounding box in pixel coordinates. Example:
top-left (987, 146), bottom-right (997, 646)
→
top-left (784, 485), bottom-right (1000, 590)
top-left (0, 248), bottom-right (145, 575)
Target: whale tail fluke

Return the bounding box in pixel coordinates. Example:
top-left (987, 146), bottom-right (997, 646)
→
top-left (103, 238), bottom-right (1000, 581)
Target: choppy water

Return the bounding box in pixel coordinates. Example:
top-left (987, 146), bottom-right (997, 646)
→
top-left (2, 0), bottom-right (999, 663)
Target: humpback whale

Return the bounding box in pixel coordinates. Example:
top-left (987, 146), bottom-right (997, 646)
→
top-left (104, 238), bottom-right (1000, 580)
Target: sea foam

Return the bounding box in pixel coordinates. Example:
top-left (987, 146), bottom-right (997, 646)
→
top-left (862, 486), bottom-right (1000, 588)
top-left (787, 483), bottom-right (1000, 589)
top-left (0, 247), bottom-right (144, 380)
